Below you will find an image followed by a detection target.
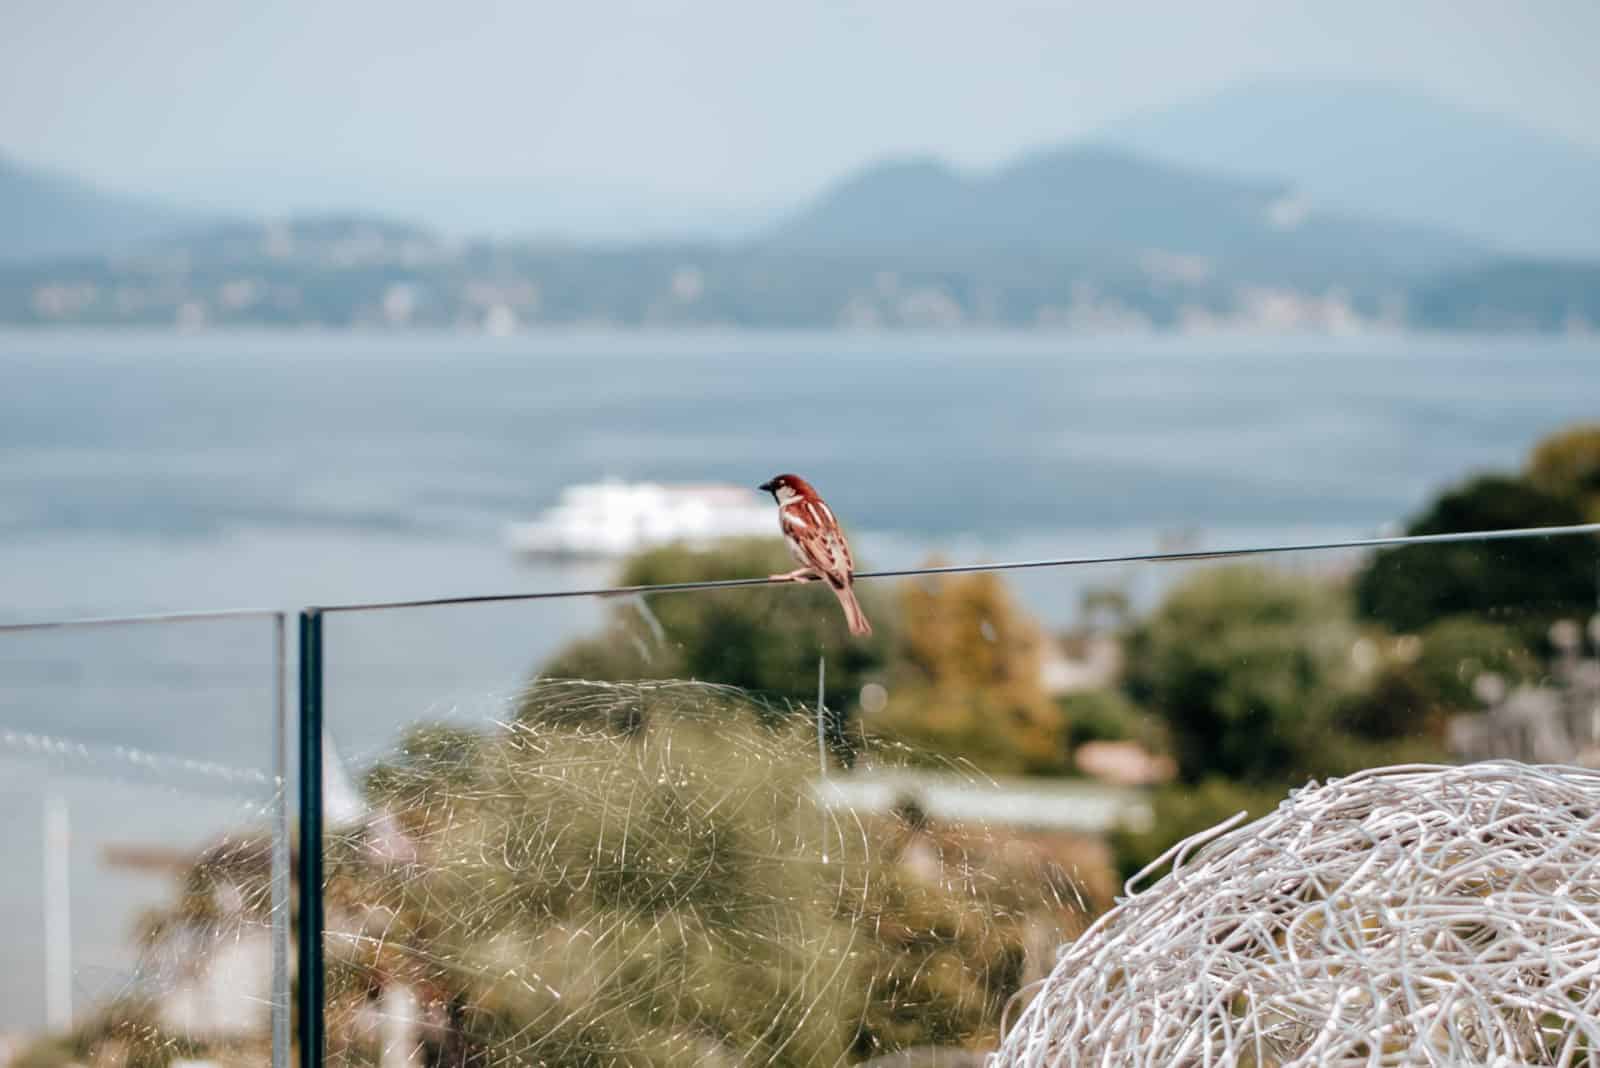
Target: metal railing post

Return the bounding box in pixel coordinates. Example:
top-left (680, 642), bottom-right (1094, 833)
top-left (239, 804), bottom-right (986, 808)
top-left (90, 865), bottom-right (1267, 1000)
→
top-left (271, 612), bottom-right (291, 1068)
top-left (297, 610), bottom-right (325, 1068)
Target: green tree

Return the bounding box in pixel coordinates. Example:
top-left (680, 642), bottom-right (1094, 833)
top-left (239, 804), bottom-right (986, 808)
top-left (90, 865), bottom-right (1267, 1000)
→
top-left (1333, 618), bottom-right (1538, 751)
top-left (863, 569), bottom-right (1071, 775)
top-left (1527, 422), bottom-right (1600, 520)
top-left (1334, 657), bottom-right (1438, 743)
top-left (1352, 474), bottom-right (1594, 637)
top-left (1410, 617), bottom-right (1538, 706)
top-left (1123, 566), bottom-right (1358, 783)
top-left (536, 539), bottom-right (893, 721)
top-left (1061, 687), bottom-right (1164, 751)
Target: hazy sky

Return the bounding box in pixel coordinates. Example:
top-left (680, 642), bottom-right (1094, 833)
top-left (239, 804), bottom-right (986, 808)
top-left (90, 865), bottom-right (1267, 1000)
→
top-left (4, 0), bottom-right (1597, 221)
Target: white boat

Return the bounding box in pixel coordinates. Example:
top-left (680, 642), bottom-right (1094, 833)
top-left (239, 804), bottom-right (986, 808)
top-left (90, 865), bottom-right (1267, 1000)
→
top-left (504, 479), bottom-right (777, 559)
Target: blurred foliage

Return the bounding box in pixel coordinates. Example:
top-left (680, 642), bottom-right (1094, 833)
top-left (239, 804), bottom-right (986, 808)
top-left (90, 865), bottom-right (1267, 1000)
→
top-left (1122, 566), bottom-right (1360, 784)
top-left (1527, 422), bottom-right (1600, 520)
top-left (1334, 652), bottom-right (1447, 743)
top-left (352, 695), bottom-right (862, 1066)
top-left (1109, 778), bottom-right (1290, 885)
top-left (42, 682), bottom-right (1100, 1068)
top-left (544, 544), bottom-right (1073, 776)
top-left (1061, 688), bottom-right (1166, 753)
top-left (538, 538), bottom-right (894, 724)
top-left (1097, 439), bottom-right (1591, 893)
top-left (1077, 584), bottom-right (1133, 631)
top-left (862, 570), bottom-right (1070, 775)
top-left (1352, 473), bottom-right (1594, 638)
top-left (846, 821), bottom-right (1104, 1057)
top-left (10, 1000), bottom-right (207, 1068)
top-left (1410, 617), bottom-right (1540, 708)
top-left (1335, 618), bottom-right (1537, 742)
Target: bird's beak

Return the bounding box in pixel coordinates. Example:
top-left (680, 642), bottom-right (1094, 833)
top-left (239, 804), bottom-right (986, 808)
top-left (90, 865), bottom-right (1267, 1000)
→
top-left (758, 480), bottom-right (775, 493)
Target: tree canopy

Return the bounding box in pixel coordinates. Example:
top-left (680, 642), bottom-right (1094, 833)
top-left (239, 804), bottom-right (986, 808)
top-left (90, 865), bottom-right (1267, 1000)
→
top-left (1352, 474), bottom-right (1593, 637)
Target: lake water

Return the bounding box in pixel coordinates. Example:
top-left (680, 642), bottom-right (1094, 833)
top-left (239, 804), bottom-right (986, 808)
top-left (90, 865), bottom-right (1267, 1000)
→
top-left (3, 328), bottom-right (1595, 622)
top-left (0, 327), bottom-right (1594, 1033)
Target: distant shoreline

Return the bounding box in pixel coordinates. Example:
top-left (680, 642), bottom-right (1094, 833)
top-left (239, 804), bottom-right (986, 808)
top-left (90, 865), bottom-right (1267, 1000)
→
top-left (0, 322), bottom-right (1594, 341)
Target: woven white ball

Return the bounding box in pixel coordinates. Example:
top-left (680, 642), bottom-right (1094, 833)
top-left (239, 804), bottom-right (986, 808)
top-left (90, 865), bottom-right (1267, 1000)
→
top-left (994, 761), bottom-right (1600, 1067)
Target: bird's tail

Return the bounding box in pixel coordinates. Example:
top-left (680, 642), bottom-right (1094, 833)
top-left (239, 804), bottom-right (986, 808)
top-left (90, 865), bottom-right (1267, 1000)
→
top-left (833, 583), bottom-right (872, 637)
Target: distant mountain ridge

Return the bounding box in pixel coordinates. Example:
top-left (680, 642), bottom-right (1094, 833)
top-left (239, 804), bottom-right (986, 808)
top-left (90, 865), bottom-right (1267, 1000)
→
top-left (1101, 79), bottom-right (1600, 258)
top-left (2, 78), bottom-right (1596, 332)
top-left (765, 147), bottom-right (1289, 251)
top-left (0, 152), bottom-right (190, 262)
top-left (762, 143), bottom-right (1486, 285)
top-left (6, 79), bottom-right (1598, 262)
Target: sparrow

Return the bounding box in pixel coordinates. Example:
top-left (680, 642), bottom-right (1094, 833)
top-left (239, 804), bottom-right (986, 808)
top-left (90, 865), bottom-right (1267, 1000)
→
top-left (758, 473), bottom-right (872, 636)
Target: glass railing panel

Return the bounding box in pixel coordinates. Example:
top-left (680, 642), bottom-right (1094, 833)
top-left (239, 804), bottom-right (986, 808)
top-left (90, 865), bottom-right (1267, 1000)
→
top-left (0, 612), bottom-right (289, 1068)
top-left (314, 526), bottom-right (1598, 1065)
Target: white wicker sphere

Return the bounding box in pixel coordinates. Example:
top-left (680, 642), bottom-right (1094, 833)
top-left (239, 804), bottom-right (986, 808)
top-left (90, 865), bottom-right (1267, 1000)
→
top-left (995, 761), bottom-right (1600, 1067)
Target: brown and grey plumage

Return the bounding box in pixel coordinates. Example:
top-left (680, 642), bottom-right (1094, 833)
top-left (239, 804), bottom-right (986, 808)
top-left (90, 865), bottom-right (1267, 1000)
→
top-left (758, 473), bottom-right (871, 636)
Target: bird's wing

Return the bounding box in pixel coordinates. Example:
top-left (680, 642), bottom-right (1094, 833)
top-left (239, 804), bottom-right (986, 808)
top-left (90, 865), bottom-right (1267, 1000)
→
top-left (814, 500), bottom-right (855, 576)
top-left (781, 500), bottom-right (854, 585)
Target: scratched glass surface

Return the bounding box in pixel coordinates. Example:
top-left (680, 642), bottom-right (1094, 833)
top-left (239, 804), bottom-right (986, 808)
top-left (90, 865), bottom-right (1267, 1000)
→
top-left (3, 528), bottom-right (1592, 1066)
top-left (306, 529), bottom-right (1598, 1067)
top-left (0, 615), bottom-right (289, 1068)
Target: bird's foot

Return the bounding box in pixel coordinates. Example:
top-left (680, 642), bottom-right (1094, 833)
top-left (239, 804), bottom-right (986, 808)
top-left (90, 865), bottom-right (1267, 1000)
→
top-left (769, 568), bottom-right (818, 583)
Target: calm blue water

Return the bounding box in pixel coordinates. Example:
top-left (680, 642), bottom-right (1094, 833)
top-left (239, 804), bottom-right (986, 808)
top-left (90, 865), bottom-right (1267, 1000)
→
top-left (2, 328), bottom-right (1594, 620)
